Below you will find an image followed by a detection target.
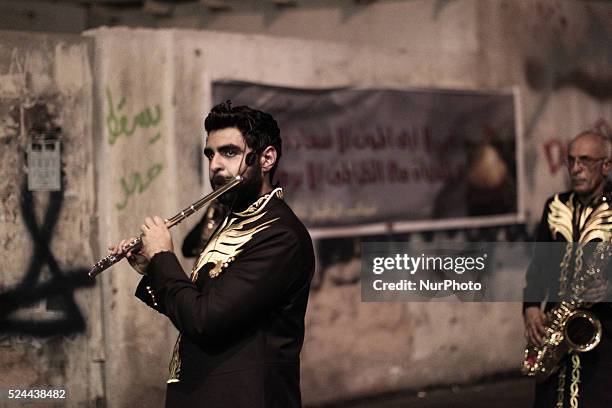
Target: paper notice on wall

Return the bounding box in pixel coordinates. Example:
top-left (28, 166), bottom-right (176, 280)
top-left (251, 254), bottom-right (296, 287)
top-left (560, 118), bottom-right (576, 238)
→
top-left (27, 140), bottom-right (61, 191)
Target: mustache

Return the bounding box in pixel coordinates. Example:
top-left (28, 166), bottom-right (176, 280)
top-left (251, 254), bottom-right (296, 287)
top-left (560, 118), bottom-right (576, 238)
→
top-left (211, 175), bottom-right (234, 189)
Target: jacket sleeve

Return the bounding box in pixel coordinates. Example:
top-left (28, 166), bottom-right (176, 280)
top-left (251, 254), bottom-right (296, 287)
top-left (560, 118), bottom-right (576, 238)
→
top-left (523, 199), bottom-right (553, 313)
top-left (135, 275), bottom-right (167, 314)
top-left (143, 227), bottom-right (305, 344)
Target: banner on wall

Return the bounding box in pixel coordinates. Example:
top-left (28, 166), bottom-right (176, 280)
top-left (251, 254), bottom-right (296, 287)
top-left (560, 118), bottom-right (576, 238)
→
top-left (212, 81), bottom-right (523, 238)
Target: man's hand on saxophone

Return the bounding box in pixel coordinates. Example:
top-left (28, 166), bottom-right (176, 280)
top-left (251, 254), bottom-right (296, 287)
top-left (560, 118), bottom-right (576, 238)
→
top-left (108, 215), bottom-right (174, 276)
top-left (524, 306), bottom-right (546, 347)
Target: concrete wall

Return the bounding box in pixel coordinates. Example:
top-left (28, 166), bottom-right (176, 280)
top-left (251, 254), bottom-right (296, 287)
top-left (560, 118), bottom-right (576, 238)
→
top-left (84, 1), bottom-right (611, 403)
top-left (86, 28), bottom-right (180, 408)
top-left (475, 0), bottom-right (611, 222)
top-left (191, 0), bottom-right (610, 224)
top-left (0, 31), bottom-right (102, 406)
top-left (82, 0), bottom-right (612, 224)
top-left (0, 0), bottom-right (610, 407)
top-left (0, 1), bottom-right (86, 33)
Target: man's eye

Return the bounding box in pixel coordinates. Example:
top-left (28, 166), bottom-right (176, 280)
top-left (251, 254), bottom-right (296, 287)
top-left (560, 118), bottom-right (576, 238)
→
top-left (224, 150), bottom-right (237, 157)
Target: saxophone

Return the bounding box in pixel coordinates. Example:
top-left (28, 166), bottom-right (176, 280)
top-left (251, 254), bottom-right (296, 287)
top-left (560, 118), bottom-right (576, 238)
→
top-left (521, 241), bottom-right (611, 382)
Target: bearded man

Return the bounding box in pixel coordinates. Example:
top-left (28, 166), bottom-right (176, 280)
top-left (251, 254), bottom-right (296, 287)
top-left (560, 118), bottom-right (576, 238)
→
top-left (112, 102), bottom-right (314, 408)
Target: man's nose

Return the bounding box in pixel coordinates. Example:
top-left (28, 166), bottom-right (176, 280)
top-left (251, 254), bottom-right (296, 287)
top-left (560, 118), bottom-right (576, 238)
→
top-left (569, 161), bottom-right (583, 174)
top-left (209, 154), bottom-right (224, 174)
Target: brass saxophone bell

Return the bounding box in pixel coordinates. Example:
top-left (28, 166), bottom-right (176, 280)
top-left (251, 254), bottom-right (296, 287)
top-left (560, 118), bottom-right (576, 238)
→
top-left (564, 310), bottom-right (602, 352)
top-left (521, 242), bottom-right (611, 382)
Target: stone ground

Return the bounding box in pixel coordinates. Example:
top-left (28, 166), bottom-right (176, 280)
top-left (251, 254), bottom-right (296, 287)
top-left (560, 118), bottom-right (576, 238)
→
top-left (310, 377), bottom-right (534, 408)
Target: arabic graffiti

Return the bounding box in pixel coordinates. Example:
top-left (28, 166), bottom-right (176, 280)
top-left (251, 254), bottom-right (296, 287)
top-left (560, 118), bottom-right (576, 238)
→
top-left (0, 97), bottom-right (93, 338)
top-left (105, 87), bottom-right (165, 210)
top-left (0, 183), bottom-right (93, 337)
top-left (106, 87), bottom-right (162, 145)
top-left (115, 163), bottom-right (164, 211)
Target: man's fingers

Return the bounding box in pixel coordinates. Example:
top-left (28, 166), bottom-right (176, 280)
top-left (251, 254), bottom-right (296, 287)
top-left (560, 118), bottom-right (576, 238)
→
top-left (525, 319), bottom-right (545, 347)
top-left (528, 330), bottom-right (536, 346)
top-left (536, 327), bottom-right (546, 342)
top-left (109, 240), bottom-right (128, 255)
top-left (153, 215), bottom-right (165, 227)
top-left (531, 327), bottom-right (543, 346)
top-left (526, 315), bottom-right (543, 330)
top-left (527, 328), bottom-right (536, 346)
top-left (144, 216), bottom-right (155, 228)
top-left (108, 236), bottom-right (144, 260)
top-left (523, 308), bottom-right (547, 347)
top-left (120, 239), bottom-right (132, 252)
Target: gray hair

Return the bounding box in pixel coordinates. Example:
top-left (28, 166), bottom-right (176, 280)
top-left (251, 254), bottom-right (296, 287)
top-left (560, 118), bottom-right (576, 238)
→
top-left (571, 129), bottom-right (612, 159)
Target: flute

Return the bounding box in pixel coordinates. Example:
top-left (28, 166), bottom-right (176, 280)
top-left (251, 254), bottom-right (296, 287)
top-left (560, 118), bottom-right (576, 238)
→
top-left (88, 176), bottom-right (242, 278)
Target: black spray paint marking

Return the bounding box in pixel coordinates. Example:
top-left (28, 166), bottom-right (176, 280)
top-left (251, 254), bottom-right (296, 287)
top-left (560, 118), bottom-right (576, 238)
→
top-left (0, 183), bottom-right (94, 337)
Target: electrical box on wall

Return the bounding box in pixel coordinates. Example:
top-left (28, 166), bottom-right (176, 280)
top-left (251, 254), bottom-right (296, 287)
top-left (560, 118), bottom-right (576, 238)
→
top-left (27, 137), bottom-right (61, 192)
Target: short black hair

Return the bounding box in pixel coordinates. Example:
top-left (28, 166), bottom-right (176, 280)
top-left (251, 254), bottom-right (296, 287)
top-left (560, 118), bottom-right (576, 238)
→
top-left (204, 101), bottom-right (282, 182)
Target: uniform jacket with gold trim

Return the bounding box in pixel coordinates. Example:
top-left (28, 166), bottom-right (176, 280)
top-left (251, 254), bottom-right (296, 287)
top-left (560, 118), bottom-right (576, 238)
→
top-left (134, 191), bottom-right (314, 408)
top-left (523, 186), bottom-right (612, 403)
top-left (523, 185), bottom-right (612, 311)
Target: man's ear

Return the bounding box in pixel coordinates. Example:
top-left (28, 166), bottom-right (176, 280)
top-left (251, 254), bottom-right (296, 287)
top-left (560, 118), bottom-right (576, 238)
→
top-left (260, 146), bottom-right (277, 175)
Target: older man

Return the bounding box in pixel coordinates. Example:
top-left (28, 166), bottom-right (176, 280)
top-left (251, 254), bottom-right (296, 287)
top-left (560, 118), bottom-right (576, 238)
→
top-left (523, 130), bottom-right (612, 407)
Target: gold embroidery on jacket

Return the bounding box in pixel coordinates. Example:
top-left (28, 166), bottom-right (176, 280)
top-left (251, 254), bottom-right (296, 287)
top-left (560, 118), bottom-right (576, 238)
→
top-left (192, 187), bottom-right (284, 279)
top-left (547, 193), bottom-right (612, 244)
top-left (234, 187), bottom-right (283, 218)
top-left (548, 194), bottom-right (574, 242)
top-left (580, 203), bottom-right (612, 243)
top-left (167, 187), bottom-right (284, 383)
top-left (192, 212), bottom-right (279, 279)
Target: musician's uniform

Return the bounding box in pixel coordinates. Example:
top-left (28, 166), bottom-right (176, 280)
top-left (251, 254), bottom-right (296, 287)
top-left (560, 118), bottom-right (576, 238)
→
top-left (135, 188), bottom-right (314, 408)
top-left (523, 186), bottom-right (612, 408)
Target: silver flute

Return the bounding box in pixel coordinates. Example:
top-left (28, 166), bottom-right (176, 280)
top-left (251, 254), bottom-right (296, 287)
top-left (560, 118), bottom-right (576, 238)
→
top-left (88, 176), bottom-right (242, 277)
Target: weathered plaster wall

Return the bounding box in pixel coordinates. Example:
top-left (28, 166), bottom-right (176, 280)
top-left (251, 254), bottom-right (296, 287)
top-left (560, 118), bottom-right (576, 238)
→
top-left (0, 1), bottom-right (609, 407)
top-left (0, 31), bottom-right (102, 406)
top-left (85, 1), bottom-right (610, 405)
top-left (85, 28), bottom-right (179, 408)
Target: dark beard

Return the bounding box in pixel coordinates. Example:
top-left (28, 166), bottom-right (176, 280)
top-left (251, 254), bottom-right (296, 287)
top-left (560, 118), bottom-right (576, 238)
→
top-left (211, 165), bottom-right (263, 212)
